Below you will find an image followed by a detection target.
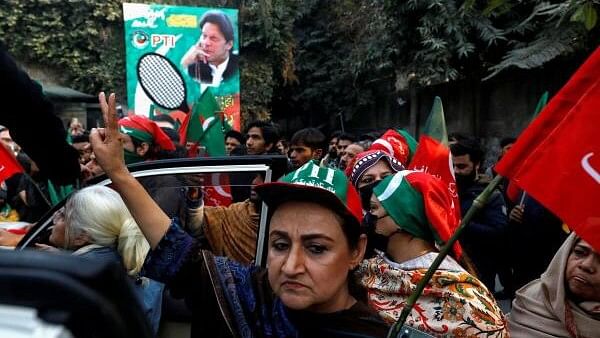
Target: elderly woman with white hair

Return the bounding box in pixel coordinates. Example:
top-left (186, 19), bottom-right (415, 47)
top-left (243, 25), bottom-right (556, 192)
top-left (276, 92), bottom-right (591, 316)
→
top-left (38, 185), bottom-right (164, 333)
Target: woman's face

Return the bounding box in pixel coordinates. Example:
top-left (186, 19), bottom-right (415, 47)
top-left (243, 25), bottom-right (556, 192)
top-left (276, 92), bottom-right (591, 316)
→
top-left (49, 209), bottom-right (67, 248)
top-left (369, 195), bottom-right (398, 237)
top-left (566, 239), bottom-right (600, 302)
top-left (267, 201), bottom-right (365, 313)
top-left (358, 160), bottom-right (393, 188)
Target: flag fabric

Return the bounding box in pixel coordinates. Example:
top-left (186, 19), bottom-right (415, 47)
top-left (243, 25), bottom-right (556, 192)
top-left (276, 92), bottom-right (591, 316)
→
top-left (495, 47), bottom-right (600, 251)
top-left (0, 145), bottom-right (23, 182)
top-left (409, 96), bottom-right (461, 228)
top-left (370, 129), bottom-right (418, 166)
top-left (373, 170), bottom-right (463, 258)
top-left (505, 91), bottom-right (550, 203)
top-left (179, 88), bottom-right (226, 157)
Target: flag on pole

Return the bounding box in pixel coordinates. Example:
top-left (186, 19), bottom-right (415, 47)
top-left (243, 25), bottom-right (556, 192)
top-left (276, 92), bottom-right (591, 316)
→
top-left (505, 91), bottom-right (550, 203)
top-left (179, 88), bottom-right (226, 157)
top-left (0, 145), bottom-right (23, 182)
top-left (496, 47), bottom-right (600, 250)
top-left (409, 96), bottom-right (461, 230)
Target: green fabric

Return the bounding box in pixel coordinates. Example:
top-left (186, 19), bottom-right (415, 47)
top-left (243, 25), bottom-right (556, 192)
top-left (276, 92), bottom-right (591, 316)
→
top-left (186, 88), bottom-right (226, 157)
top-left (531, 91), bottom-right (549, 122)
top-left (397, 129), bottom-right (418, 161)
top-left (373, 172), bottom-right (433, 243)
top-left (47, 181), bottom-right (74, 206)
top-left (422, 96), bottom-right (449, 146)
top-left (123, 149), bottom-right (144, 164)
top-left (282, 161), bottom-right (349, 205)
top-left (120, 126), bottom-right (153, 144)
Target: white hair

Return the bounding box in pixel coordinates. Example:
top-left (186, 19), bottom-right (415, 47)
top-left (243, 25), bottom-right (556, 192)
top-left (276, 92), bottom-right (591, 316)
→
top-left (64, 185), bottom-right (149, 275)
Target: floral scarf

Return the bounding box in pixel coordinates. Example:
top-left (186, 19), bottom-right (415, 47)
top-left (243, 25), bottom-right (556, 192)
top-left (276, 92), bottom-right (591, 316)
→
top-left (356, 254), bottom-right (508, 337)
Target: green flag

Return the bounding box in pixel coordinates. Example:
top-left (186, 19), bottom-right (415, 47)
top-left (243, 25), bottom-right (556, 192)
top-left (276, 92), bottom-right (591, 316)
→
top-left (531, 91), bottom-right (549, 122)
top-left (421, 96), bottom-right (449, 146)
top-left (178, 88), bottom-right (226, 157)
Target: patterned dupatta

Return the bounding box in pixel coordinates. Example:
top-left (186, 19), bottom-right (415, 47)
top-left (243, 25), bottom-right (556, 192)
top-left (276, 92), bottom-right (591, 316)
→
top-left (356, 255), bottom-right (508, 337)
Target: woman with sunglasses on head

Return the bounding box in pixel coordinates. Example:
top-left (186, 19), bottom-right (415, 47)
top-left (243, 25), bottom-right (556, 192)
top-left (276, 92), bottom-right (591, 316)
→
top-left (38, 185), bottom-right (164, 334)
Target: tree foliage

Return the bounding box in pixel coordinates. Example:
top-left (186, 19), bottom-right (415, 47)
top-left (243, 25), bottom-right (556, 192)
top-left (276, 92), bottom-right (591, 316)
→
top-left (0, 0), bottom-right (597, 130)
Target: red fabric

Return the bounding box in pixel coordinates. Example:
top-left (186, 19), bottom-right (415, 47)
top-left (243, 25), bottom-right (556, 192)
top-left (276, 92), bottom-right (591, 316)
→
top-left (405, 171), bottom-right (463, 259)
top-left (409, 135), bottom-right (461, 233)
top-left (119, 115), bottom-right (175, 151)
top-left (202, 173), bottom-right (233, 207)
top-left (370, 129), bottom-right (411, 165)
top-left (495, 46), bottom-right (600, 251)
top-left (0, 145), bottom-right (23, 182)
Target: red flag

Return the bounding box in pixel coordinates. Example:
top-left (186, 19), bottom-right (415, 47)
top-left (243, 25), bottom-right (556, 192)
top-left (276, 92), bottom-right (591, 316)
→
top-left (496, 47), bottom-right (600, 250)
top-left (409, 97), bottom-right (461, 231)
top-left (0, 145), bottom-right (23, 182)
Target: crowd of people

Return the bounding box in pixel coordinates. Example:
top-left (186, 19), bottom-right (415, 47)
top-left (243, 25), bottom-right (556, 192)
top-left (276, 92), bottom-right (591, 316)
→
top-left (1, 44), bottom-right (598, 338)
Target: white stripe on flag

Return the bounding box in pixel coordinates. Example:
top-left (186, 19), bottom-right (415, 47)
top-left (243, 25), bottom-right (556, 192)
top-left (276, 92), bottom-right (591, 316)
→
top-left (377, 171), bottom-right (406, 201)
top-left (373, 139), bottom-right (394, 156)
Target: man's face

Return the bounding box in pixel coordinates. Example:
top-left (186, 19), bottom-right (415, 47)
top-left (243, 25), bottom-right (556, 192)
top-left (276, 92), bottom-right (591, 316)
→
top-left (336, 139), bottom-right (352, 156)
top-left (246, 127), bottom-right (269, 155)
top-left (566, 239), bottom-right (600, 302)
top-left (339, 144), bottom-right (364, 170)
top-left (0, 130), bottom-right (17, 154)
top-left (328, 137), bottom-right (338, 152)
top-left (225, 136), bottom-right (241, 155)
top-left (289, 143), bottom-right (318, 169)
top-left (452, 154), bottom-right (476, 177)
top-left (249, 174), bottom-right (264, 206)
top-left (200, 22), bottom-right (232, 66)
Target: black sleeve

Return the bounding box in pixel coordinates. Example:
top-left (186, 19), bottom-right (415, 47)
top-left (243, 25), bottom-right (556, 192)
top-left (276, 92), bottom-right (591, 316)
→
top-left (0, 45), bottom-right (80, 185)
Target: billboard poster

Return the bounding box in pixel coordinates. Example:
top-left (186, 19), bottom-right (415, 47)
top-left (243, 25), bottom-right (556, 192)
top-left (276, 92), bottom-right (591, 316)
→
top-left (123, 3), bottom-right (240, 131)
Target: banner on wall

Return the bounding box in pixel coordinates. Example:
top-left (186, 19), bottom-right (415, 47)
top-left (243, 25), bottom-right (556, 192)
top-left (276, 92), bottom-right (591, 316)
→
top-left (123, 3), bottom-right (240, 131)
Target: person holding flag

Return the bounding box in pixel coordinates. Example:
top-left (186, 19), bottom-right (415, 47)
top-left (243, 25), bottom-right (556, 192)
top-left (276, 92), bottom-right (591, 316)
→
top-left (493, 46), bottom-right (600, 337)
top-left (356, 170), bottom-right (508, 337)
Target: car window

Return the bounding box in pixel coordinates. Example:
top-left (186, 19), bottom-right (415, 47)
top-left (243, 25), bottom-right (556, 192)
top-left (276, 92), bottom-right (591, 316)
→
top-left (17, 157), bottom-right (286, 268)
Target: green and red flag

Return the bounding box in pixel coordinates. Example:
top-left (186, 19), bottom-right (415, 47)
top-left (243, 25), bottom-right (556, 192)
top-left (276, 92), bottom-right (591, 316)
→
top-left (496, 47), bottom-right (600, 251)
top-left (409, 96), bottom-right (461, 228)
top-left (179, 88), bottom-right (226, 157)
top-left (374, 170), bottom-right (463, 258)
top-left (370, 129), bottom-right (418, 166)
top-left (505, 91), bottom-right (550, 203)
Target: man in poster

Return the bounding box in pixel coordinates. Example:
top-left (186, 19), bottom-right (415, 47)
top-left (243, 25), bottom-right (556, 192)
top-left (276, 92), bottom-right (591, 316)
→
top-left (180, 10), bottom-right (239, 88)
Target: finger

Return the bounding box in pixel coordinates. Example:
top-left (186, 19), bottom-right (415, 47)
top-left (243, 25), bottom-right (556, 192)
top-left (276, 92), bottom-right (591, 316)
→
top-left (104, 93), bottom-right (119, 140)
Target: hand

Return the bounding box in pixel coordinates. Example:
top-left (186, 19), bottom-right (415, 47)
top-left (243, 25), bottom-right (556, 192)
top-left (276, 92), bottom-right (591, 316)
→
top-left (509, 205), bottom-right (524, 224)
top-left (194, 42), bottom-right (209, 64)
top-left (90, 93), bottom-right (128, 179)
top-left (35, 243), bottom-right (61, 252)
top-left (0, 229), bottom-right (24, 247)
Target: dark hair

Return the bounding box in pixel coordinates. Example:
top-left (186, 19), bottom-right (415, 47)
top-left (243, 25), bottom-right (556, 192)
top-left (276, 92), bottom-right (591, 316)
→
top-left (245, 120), bottom-right (281, 148)
top-left (337, 132), bottom-right (357, 144)
top-left (500, 137), bottom-right (517, 148)
top-left (329, 130), bottom-right (342, 141)
top-left (450, 139), bottom-right (484, 164)
top-left (71, 132), bottom-right (90, 144)
top-left (160, 127), bottom-right (182, 145)
top-left (225, 130), bottom-right (244, 144)
top-left (290, 128), bottom-right (326, 151)
top-left (448, 132), bottom-right (469, 143)
top-left (152, 114), bottom-right (176, 126)
top-left (199, 11), bottom-right (234, 43)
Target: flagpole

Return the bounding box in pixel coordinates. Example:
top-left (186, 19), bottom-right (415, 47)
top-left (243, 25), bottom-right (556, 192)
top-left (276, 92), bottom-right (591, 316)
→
top-left (386, 174), bottom-right (504, 338)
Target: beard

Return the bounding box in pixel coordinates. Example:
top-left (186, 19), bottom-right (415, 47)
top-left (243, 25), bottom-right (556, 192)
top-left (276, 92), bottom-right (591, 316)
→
top-left (455, 170), bottom-right (477, 191)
